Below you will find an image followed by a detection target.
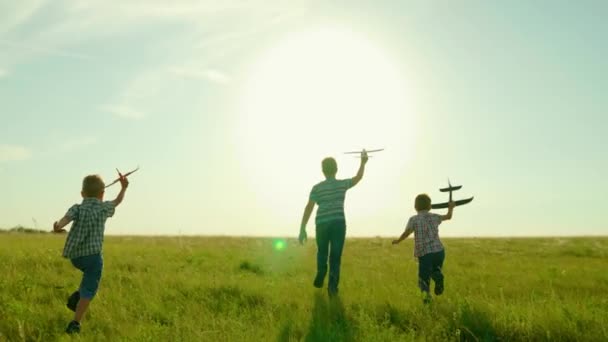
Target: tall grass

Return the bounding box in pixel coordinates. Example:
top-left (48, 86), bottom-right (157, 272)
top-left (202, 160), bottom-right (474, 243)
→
top-left (0, 235), bottom-right (606, 341)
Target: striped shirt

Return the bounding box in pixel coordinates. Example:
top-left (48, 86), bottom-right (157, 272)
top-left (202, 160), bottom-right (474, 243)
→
top-left (62, 198), bottom-right (115, 259)
top-left (404, 212), bottom-right (444, 258)
top-left (309, 178), bottom-right (353, 226)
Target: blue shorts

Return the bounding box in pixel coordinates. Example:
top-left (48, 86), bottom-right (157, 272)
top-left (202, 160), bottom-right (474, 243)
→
top-left (71, 254), bottom-right (103, 299)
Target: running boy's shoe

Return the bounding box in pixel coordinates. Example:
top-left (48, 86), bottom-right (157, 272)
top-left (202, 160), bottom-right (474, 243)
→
top-left (67, 290), bottom-right (80, 312)
top-left (65, 320), bottom-right (80, 334)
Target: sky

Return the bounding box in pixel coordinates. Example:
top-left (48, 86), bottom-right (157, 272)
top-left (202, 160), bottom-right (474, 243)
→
top-left (1, 0), bottom-right (606, 237)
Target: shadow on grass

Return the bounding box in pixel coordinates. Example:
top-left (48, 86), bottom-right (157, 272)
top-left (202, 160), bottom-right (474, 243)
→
top-left (451, 302), bottom-right (497, 342)
top-left (277, 293), bottom-right (355, 342)
top-left (306, 293), bottom-right (355, 342)
top-left (375, 303), bottom-right (419, 333)
top-left (239, 260), bottom-right (265, 275)
top-left (205, 285), bottom-right (267, 314)
top-left (277, 318), bottom-right (304, 342)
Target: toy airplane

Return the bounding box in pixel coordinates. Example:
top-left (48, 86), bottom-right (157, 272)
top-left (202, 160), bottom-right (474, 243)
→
top-left (344, 148), bottom-right (384, 158)
top-left (430, 179), bottom-right (474, 209)
top-left (105, 166), bottom-right (139, 188)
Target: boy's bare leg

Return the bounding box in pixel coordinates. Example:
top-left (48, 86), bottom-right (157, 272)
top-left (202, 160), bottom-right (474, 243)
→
top-left (74, 298), bottom-right (91, 322)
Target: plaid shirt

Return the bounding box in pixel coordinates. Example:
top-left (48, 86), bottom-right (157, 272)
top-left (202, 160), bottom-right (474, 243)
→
top-left (404, 212), bottom-right (444, 258)
top-left (62, 198), bottom-right (115, 259)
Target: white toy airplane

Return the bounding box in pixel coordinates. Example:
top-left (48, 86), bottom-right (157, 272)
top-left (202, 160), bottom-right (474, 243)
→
top-left (343, 148), bottom-right (384, 158)
top-left (105, 166), bottom-right (139, 188)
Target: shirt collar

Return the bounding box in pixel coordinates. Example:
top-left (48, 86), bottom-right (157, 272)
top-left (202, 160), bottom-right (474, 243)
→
top-left (82, 197), bottom-right (102, 204)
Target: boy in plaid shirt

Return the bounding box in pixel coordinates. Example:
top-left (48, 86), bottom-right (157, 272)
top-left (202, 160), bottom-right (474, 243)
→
top-left (53, 173), bottom-right (129, 334)
top-left (392, 194), bottom-right (455, 303)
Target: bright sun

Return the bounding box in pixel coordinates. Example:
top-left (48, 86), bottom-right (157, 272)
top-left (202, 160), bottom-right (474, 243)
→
top-left (236, 28), bottom-right (414, 219)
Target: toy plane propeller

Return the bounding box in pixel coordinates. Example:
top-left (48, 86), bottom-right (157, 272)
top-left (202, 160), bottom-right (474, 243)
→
top-left (430, 178), bottom-right (474, 209)
top-left (105, 166), bottom-right (139, 188)
top-left (344, 148), bottom-right (384, 158)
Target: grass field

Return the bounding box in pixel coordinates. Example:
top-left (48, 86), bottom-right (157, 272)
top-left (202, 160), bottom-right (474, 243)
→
top-left (0, 234), bottom-right (607, 341)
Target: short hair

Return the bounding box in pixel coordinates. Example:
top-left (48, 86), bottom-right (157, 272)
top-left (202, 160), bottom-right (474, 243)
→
top-left (321, 157), bottom-right (337, 177)
top-left (82, 175), bottom-right (105, 197)
top-left (415, 194), bottom-right (431, 211)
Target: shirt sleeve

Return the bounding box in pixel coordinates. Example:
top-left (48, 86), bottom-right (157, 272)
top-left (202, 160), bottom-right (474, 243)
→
top-left (432, 214), bottom-right (442, 226)
top-left (66, 204), bottom-right (79, 220)
top-left (344, 178), bottom-right (354, 189)
top-left (404, 217), bottom-right (414, 235)
top-left (103, 201), bottom-right (116, 218)
top-left (309, 186), bottom-right (317, 203)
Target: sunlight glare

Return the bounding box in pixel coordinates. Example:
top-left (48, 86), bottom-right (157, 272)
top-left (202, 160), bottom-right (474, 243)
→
top-left (236, 28), bottom-right (415, 217)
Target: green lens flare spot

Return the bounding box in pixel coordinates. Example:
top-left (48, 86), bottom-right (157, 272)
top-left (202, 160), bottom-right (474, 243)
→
top-left (273, 239), bottom-right (286, 251)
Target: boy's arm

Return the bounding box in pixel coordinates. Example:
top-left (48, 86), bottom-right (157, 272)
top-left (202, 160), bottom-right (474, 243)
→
top-left (53, 216), bottom-right (72, 233)
top-left (441, 201), bottom-right (455, 221)
top-left (299, 199), bottom-right (315, 245)
top-left (111, 174), bottom-right (129, 207)
top-left (392, 226), bottom-right (413, 245)
top-left (351, 150), bottom-right (369, 187)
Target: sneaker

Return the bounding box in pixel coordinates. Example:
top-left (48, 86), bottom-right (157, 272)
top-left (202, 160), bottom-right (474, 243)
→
top-left (65, 320), bottom-right (80, 334)
top-left (434, 281), bottom-right (444, 296)
top-left (67, 291), bottom-right (80, 312)
top-left (313, 273), bottom-right (325, 288)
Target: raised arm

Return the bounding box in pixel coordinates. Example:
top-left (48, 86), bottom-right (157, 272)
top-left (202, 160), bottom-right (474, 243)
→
top-left (111, 173), bottom-right (129, 207)
top-left (299, 199), bottom-right (315, 244)
top-left (351, 150), bottom-right (369, 187)
top-left (441, 201), bottom-right (455, 221)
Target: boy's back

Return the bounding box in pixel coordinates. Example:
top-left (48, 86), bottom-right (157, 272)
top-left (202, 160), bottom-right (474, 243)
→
top-left (62, 198), bottom-right (115, 259)
top-left (310, 178), bottom-right (353, 226)
top-left (406, 212), bottom-right (444, 258)
top-left (393, 195), bottom-right (454, 302)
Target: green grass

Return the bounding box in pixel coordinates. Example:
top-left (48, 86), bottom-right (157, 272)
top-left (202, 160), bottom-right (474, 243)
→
top-left (0, 234), bottom-right (607, 341)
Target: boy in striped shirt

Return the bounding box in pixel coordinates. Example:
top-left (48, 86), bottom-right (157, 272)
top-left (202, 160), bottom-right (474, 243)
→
top-left (299, 150), bottom-right (369, 296)
top-left (392, 194), bottom-right (455, 303)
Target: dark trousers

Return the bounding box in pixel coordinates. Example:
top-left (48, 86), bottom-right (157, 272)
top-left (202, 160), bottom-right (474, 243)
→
top-left (418, 249), bottom-right (445, 293)
top-left (316, 221), bottom-right (346, 294)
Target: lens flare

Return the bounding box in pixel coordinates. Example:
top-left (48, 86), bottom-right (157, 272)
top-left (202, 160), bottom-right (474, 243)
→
top-left (273, 239), bottom-right (287, 251)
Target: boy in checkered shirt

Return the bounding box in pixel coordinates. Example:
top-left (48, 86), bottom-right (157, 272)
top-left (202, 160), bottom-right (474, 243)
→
top-left (392, 194), bottom-right (455, 303)
top-left (53, 173), bottom-right (129, 334)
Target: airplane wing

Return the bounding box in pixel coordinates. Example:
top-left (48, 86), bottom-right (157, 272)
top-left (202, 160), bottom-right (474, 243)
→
top-left (123, 166), bottom-right (140, 177)
top-left (344, 148), bottom-right (384, 154)
top-left (105, 166), bottom-right (140, 188)
top-left (430, 197), bottom-right (474, 209)
top-left (105, 179), bottom-right (120, 188)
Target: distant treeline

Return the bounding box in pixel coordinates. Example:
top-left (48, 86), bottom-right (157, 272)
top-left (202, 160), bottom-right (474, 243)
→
top-left (0, 226), bottom-right (49, 234)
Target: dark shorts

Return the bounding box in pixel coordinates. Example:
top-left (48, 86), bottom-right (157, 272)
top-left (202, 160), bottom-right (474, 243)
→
top-left (71, 253), bottom-right (103, 299)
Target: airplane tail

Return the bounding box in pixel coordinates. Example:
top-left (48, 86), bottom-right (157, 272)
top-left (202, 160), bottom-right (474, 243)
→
top-left (440, 178), bottom-right (461, 192)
